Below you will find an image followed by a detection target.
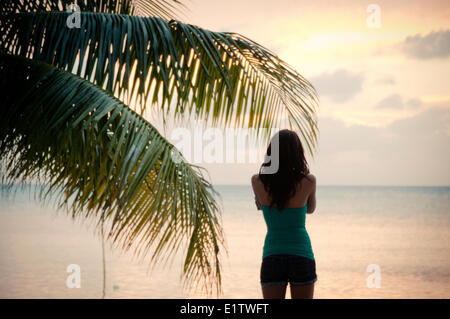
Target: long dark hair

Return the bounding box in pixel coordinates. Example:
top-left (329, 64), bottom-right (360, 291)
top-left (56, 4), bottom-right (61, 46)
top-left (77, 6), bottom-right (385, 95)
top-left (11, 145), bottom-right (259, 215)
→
top-left (258, 129), bottom-right (309, 209)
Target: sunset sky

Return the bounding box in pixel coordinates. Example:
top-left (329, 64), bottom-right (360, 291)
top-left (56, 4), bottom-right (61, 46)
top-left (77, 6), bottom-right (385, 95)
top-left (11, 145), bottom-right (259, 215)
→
top-left (155, 0), bottom-right (450, 186)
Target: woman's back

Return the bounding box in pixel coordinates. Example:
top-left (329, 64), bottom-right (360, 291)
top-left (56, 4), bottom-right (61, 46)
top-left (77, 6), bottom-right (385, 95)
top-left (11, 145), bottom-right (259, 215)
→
top-left (261, 203), bottom-right (314, 260)
top-left (252, 173), bottom-right (316, 212)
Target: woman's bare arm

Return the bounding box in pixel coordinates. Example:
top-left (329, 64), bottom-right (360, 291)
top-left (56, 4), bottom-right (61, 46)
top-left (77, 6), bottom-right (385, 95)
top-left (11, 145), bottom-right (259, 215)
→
top-left (251, 174), bottom-right (263, 210)
top-left (306, 174), bottom-right (316, 214)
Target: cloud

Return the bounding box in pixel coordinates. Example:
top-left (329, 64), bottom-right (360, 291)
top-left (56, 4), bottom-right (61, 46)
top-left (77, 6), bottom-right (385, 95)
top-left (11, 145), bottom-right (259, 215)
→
top-left (388, 106), bottom-right (450, 138)
top-left (375, 76), bottom-right (396, 86)
top-left (375, 94), bottom-right (403, 109)
top-left (309, 69), bottom-right (364, 103)
top-left (375, 94), bottom-right (423, 110)
top-left (313, 107), bottom-right (450, 185)
top-left (400, 29), bottom-right (450, 59)
top-left (406, 98), bottom-right (423, 109)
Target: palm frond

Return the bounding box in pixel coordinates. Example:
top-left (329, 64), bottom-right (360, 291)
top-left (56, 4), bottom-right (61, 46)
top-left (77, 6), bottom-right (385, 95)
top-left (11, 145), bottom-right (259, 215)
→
top-left (0, 0), bottom-right (186, 19)
top-left (0, 11), bottom-right (319, 154)
top-left (0, 53), bottom-right (224, 295)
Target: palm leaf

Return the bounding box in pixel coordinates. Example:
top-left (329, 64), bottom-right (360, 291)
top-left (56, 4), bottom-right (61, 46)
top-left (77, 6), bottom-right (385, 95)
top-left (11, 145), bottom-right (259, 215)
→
top-left (0, 11), bottom-right (319, 153)
top-left (0, 0), bottom-right (186, 19)
top-left (0, 53), bottom-right (224, 295)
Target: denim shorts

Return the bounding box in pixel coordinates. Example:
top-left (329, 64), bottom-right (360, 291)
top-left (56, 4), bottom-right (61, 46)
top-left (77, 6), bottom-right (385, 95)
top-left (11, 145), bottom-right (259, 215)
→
top-left (260, 254), bottom-right (317, 286)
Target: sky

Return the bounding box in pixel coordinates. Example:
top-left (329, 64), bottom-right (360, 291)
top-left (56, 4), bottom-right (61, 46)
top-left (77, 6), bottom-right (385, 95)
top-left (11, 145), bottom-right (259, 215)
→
top-left (155, 0), bottom-right (450, 186)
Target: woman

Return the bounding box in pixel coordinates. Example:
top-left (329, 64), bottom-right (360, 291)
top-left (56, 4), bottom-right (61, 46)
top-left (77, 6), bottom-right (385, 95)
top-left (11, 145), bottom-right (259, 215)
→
top-left (251, 129), bottom-right (317, 299)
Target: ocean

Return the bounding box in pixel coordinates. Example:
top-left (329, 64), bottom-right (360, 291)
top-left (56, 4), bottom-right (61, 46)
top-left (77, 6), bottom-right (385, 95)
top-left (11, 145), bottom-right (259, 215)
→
top-left (0, 185), bottom-right (449, 298)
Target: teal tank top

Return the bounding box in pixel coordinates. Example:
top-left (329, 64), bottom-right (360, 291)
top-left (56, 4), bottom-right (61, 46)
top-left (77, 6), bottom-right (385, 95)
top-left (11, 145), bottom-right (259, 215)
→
top-left (261, 203), bottom-right (314, 260)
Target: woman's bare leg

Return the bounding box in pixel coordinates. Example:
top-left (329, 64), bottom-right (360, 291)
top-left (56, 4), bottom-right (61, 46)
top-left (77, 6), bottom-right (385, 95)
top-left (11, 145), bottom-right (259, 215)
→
top-left (262, 285), bottom-right (287, 299)
top-left (290, 283), bottom-right (314, 299)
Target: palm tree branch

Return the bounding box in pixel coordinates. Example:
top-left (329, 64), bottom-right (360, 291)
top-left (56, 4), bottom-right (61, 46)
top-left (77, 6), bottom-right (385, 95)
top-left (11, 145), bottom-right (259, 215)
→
top-left (0, 53), bottom-right (224, 295)
top-left (0, 11), bottom-right (319, 153)
top-left (0, 0), bottom-right (186, 19)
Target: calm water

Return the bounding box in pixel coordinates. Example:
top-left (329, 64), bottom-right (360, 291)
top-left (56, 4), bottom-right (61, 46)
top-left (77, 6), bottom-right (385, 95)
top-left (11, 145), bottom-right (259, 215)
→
top-left (0, 185), bottom-right (449, 298)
